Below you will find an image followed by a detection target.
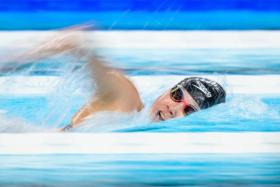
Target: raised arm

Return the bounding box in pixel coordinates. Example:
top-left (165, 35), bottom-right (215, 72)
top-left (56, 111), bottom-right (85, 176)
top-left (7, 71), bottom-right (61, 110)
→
top-left (17, 28), bottom-right (143, 130)
top-left (69, 52), bottom-right (144, 127)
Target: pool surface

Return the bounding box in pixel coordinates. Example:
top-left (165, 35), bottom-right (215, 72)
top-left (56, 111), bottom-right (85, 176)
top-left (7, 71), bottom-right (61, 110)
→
top-left (0, 31), bottom-right (280, 186)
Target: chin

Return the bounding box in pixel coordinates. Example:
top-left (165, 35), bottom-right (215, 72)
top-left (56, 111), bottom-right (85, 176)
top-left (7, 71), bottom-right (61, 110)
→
top-left (150, 112), bottom-right (157, 122)
top-left (149, 110), bottom-right (159, 122)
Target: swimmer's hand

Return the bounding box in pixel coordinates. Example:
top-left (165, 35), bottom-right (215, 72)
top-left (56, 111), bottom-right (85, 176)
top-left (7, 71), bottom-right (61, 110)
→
top-left (15, 25), bottom-right (92, 62)
top-left (37, 26), bottom-right (89, 54)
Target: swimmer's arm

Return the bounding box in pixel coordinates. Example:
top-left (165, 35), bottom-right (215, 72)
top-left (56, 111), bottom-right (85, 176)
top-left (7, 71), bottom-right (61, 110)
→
top-left (69, 55), bottom-right (144, 127)
top-left (17, 29), bottom-right (143, 130)
top-left (13, 25), bottom-right (93, 63)
top-left (60, 102), bottom-right (95, 131)
top-left (14, 28), bottom-right (85, 63)
top-left (87, 55), bottom-right (132, 98)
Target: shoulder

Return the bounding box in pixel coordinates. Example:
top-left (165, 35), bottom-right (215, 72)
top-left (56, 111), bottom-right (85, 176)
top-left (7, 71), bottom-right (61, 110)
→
top-left (108, 71), bottom-right (144, 112)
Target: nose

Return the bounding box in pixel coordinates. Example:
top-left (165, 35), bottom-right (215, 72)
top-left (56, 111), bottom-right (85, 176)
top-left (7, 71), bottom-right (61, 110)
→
top-left (169, 102), bottom-right (186, 118)
top-left (166, 109), bottom-right (174, 118)
top-left (166, 105), bottom-right (177, 118)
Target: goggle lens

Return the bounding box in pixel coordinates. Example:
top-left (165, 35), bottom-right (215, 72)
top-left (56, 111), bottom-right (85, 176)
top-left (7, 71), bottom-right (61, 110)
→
top-left (170, 85), bottom-right (197, 116)
top-left (170, 86), bottom-right (183, 102)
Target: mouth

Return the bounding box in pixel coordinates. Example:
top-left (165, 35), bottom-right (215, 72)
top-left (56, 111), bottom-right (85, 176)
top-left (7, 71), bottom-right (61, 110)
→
top-left (156, 110), bottom-right (165, 121)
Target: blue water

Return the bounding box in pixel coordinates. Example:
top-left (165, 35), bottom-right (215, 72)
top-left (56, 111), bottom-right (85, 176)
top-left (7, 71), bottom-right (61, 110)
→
top-left (0, 95), bottom-right (280, 132)
top-left (0, 47), bottom-right (280, 132)
top-left (2, 48), bottom-right (280, 76)
top-left (1, 35), bottom-right (280, 186)
top-left (1, 11), bottom-right (280, 30)
top-left (2, 0), bottom-right (280, 11)
top-left (0, 154), bottom-right (280, 186)
top-left (1, 0), bottom-right (280, 30)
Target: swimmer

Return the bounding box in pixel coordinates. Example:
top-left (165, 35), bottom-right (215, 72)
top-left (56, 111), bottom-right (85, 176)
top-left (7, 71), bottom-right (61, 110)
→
top-left (18, 27), bottom-right (226, 131)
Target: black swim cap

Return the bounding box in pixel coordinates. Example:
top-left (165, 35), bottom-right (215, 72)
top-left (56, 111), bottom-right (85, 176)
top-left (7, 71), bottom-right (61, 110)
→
top-left (176, 77), bottom-right (226, 109)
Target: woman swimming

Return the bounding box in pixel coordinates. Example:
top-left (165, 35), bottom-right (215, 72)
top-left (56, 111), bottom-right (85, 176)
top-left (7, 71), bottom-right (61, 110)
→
top-left (18, 27), bottom-right (226, 131)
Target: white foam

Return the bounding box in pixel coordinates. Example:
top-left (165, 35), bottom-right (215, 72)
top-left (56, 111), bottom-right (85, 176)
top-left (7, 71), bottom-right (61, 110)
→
top-left (0, 133), bottom-right (279, 154)
top-left (0, 75), bottom-right (279, 95)
top-left (0, 110), bottom-right (6, 114)
top-left (0, 31), bottom-right (280, 49)
top-left (0, 76), bottom-right (59, 95)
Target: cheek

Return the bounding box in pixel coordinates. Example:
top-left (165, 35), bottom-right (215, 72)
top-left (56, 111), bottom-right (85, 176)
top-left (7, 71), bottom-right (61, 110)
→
top-left (175, 109), bottom-right (185, 118)
top-left (156, 97), bottom-right (172, 108)
top-left (151, 99), bottom-right (161, 113)
top-left (150, 101), bottom-right (163, 115)
top-left (168, 102), bottom-right (185, 117)
top-left (151, 91), bottom-right (173, 110)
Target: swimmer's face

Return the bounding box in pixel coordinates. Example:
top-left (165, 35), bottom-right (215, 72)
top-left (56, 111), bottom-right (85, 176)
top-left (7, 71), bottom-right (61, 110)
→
top-left (150, 88), bottom-right (200, 122)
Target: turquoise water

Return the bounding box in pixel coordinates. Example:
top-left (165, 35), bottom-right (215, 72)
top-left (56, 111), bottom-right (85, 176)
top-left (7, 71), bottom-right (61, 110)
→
top-left (1, 154), bottom-right (280, 186)
top-left (0, 36), bottom-right (280, 186)
top-left (1, 11), bottom-right (280, 30)
top-left (0, 47), bottom-right (280, 132)
top-left (2, 48), bottom-right (280, 76)
top-left (0, 95), bottom-right (280, 132)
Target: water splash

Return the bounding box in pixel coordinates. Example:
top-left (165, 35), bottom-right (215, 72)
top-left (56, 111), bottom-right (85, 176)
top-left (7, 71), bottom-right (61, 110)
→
top-left (0, 48), bottom-right (279, 133)
top-left (73, 109), bottom-right (150, 132)
top-left (0, 113), bottom-right (44, 132)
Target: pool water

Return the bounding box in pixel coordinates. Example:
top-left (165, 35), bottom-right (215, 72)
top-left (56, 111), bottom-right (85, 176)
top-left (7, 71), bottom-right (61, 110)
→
top-left (0, 94), bottom-right (280, 132)
top-left (1, 154), bottom-right (280, 186)
top-left (0, 31), bottom-right (280, 186)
